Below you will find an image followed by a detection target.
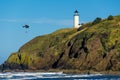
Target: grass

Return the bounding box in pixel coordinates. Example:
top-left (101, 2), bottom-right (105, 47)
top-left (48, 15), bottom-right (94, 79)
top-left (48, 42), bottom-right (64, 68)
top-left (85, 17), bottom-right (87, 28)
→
top-left (7, 15), bottom-right (120, 71)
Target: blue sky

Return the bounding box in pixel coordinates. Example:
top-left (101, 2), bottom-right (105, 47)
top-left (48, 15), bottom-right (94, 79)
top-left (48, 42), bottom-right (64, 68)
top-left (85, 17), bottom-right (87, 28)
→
top-left (0, 0), bottom-right (120, 64)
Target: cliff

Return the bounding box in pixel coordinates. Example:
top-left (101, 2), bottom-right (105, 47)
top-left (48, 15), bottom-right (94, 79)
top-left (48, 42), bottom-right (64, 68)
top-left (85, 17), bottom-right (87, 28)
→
top-left (1, 15), bottom-right (120, 73)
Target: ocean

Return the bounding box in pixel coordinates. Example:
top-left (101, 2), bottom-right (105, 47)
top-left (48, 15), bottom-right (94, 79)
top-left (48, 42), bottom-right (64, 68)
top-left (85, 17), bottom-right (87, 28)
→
top-left (0, 72), bottom-right (120, 80)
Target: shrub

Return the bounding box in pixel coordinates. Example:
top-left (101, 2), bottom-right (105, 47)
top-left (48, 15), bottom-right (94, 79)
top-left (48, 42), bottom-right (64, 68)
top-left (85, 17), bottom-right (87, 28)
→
top-left (92, 17), bottom-right (102, 25)
top-left (107, 15), bottom-right (114, 20)
top-left (81, 23), bottom-right (84, 26)
top-left (77, 27), bottom-right (83, 31)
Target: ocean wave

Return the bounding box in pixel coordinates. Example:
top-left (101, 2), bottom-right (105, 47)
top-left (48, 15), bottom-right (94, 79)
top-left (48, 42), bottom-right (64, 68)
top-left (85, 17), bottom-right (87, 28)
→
top-left (0, 72), bottom-right (111, 80)
top-left (8, 77), bottom-right (38, 80)
top-left (0, 72), bottom-right (65, 79)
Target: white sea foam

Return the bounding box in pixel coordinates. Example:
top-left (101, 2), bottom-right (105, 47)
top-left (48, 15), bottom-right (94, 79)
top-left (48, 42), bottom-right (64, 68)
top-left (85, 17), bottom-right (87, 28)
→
top-left (0, 72), bottom-right (103, 79)
top-left (8, 77), bottom-right (37, 80)
top-left (0, 72), bottom-right (64, 79)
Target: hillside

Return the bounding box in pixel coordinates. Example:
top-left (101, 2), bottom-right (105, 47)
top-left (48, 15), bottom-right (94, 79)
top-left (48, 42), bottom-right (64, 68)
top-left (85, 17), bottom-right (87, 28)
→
top-left (1, 15), bottom-right (120, 73)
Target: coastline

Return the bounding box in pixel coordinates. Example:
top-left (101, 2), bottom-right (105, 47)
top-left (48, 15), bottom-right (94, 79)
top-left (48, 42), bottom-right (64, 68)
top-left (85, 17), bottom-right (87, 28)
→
top-left (1, 69), bottom-right (120, 75)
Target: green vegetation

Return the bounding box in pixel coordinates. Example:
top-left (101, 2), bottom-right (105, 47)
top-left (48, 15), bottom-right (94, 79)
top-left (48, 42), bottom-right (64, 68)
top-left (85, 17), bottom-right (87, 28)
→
top-left (3, 15), bottom-right (120, 72)
top-left (107, 15), bottom-right (114, 20)
top-left (92, 17), bottom-right (102, 25)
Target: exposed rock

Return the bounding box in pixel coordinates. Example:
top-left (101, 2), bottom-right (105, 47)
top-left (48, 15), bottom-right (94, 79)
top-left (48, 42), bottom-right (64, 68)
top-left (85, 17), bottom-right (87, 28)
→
top-left (1, 15), bottom-right (120, 73)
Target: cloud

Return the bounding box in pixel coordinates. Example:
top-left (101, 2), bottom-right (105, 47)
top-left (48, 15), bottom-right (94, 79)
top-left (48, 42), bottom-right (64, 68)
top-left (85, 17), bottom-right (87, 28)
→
top-left (54, 20), bottom-right (73, 26)
top-left (33, 19), bottom-right (73, 26)
top-left (0, 19), bottom-right (73, 26)
top-left (0, 19), bottom-right (19, 22)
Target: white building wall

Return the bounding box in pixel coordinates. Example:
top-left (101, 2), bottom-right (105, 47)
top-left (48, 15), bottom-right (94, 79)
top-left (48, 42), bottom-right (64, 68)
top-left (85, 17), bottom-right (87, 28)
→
top-left (74, 15), bottom-right (79, 28)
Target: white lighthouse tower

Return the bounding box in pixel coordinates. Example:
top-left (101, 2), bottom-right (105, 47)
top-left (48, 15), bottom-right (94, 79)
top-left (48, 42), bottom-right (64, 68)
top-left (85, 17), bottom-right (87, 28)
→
top-left (74, 10), bottom-right (80, 28)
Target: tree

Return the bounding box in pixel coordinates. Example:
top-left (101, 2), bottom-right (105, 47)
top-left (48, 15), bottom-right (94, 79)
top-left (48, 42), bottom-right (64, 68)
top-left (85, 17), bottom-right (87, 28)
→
top-left (107, 15), bottom-right (114, 20)
top-left (92, 17), bottom-right (102, 25)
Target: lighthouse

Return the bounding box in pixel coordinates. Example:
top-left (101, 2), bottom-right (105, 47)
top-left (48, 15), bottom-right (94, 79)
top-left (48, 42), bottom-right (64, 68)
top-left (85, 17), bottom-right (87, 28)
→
top-left (74, 10), bottom-right (80, 28)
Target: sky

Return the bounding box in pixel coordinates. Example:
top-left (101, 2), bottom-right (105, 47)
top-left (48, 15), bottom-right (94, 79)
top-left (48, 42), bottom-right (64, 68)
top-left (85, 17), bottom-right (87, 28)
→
top-left (0, 0), bottom-right (120, 64)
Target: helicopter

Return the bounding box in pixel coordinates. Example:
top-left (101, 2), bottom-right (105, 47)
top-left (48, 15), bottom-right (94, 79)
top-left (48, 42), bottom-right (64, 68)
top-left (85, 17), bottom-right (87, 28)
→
top-left (22, 25), bottom-right (30, 33)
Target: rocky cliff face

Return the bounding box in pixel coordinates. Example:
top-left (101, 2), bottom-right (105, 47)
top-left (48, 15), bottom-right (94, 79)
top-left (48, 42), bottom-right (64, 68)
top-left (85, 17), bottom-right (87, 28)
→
top-left (1, 15), bottom-right (120, 72)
